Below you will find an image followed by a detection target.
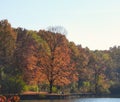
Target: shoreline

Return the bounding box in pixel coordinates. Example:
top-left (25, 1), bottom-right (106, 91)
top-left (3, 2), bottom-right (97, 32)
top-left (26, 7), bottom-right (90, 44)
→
top-left (19, 93), bottom-right (120, 100)
top-left (2, 92), bottom-right (120, 100)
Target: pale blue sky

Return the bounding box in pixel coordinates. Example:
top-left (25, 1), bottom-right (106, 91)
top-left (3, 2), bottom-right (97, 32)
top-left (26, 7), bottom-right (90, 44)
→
top-left (0, 0), bottom-right (120, 50)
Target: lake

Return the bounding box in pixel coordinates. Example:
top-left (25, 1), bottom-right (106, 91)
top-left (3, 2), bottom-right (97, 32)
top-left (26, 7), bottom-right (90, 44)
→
top-left (21, 98), bottom-right (120, 102)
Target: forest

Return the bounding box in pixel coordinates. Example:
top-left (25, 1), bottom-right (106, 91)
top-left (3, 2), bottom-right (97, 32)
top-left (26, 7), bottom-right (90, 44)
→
top-left (0, 19), bottom-right (120, 95)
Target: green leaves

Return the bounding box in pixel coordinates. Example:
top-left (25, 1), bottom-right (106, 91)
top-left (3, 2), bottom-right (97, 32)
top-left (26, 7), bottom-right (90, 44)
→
top-left (1, 75), bottom-right (25, 94)
top-left (27, 31), bottom-right (51, 56)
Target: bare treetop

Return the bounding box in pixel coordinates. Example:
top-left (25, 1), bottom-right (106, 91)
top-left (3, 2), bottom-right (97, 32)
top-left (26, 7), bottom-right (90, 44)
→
top-left (47, 26), bottom-right (68, 35)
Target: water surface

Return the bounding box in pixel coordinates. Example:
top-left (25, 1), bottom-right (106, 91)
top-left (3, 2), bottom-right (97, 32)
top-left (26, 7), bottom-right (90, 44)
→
top-left (21, 98), bottom-right (120, 102)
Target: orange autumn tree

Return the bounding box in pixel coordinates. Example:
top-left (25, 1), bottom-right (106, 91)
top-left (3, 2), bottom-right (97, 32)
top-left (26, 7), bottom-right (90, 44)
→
top-left (15, 30), bottom-right (48, 85)
top-left (0, 19), bottom-right (16, 73)
top-left (38, 30), bottom-right (77, 93)
top-left (15, 30), bottom-right (38, 84)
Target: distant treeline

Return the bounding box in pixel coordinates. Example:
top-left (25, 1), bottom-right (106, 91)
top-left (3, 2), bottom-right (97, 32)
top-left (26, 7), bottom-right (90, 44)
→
top-left (0, 19), bottom-right (120, 94)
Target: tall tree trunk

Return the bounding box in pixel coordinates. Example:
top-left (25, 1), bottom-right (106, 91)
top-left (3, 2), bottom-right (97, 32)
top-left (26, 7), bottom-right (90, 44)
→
top-left (49, 80), bottom-right (53, 93)
top-left (78, 79), bottom-right (82, 90)
top-left (95, 72), bottom-right (98, 95)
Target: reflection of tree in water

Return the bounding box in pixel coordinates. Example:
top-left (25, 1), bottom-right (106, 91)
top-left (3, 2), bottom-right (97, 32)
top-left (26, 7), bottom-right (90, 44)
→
top-left (49, 100), bottom-right (70, 102)
top-left (37, 99), bottom-right (71, 102)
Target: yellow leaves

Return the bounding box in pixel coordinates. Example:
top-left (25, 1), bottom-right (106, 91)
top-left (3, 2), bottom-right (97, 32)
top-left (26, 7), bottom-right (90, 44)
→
top-left (97, 74), bottom-right (110, 93)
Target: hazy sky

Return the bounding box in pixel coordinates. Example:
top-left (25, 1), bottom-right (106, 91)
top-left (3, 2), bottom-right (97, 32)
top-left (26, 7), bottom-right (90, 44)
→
top-left (0, 0), bottom-right (120, 50)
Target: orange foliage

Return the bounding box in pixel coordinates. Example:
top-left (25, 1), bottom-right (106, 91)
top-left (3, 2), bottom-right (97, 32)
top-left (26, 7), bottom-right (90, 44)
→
top-left (38, 31), bottom-right (78, 92)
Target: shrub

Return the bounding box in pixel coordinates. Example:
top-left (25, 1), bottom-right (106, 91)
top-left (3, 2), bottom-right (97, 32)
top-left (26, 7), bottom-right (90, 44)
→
top-left (23, 85), bottom-right (38, 92)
